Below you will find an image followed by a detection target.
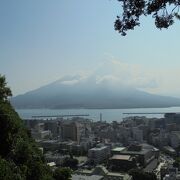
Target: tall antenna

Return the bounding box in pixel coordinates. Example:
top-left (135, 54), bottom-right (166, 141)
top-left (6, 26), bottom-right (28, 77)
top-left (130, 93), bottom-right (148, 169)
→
top-left (100, 113), bottom-right (102, 122)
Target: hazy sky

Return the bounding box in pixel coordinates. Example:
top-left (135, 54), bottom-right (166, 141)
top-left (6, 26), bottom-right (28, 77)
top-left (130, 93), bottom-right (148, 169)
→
top-left (1, 0), bottom-right (180, 97)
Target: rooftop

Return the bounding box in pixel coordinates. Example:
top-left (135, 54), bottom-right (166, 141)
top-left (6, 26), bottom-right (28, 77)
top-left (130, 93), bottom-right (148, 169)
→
top-left (171, 131), bottom-right (180, 139)
top-left (110, 155), bottom-right (131, 161)
top-left (120, 148), bottom-right (151, 155)
top-left (72, 175), bottom-right (103, 180)
top-left (89, 146), bottom-right (108, 151)
top-left (163, 146), bottom-right (176, 153)
top-left (112, 147), bottom-right (126, 152)
top-left (107, 172), bottom-right (131, 179)
top-left (47, 162), bottom-right (56, 167)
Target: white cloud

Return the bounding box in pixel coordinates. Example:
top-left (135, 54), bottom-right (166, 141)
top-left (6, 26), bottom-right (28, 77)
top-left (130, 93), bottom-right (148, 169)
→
top-left (61, 79), bottom-right (79, 85)
top-left (96, 75), bottom-right (118, 83)
top-left (92, 59), bottom-right (158, 90)
top-left (53, 58), bottom-right (180, 98)
top-left (145, 68), bottom-right (180, 97)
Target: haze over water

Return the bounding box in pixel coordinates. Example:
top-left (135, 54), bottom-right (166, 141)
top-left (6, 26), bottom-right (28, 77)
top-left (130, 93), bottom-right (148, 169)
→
top-left (16, 107), bottom-right (180, 122)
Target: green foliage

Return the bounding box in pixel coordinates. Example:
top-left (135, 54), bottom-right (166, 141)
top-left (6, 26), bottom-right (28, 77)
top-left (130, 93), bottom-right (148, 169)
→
top-left (0, 100), bottom-right (26, 158)
top-left (0, 75), bottom-right (55, 179)
top-left (173, 157), bottom-right (180, 169)
top-left (53, 167), bottom-right (72, 180)
top-left (0, 157), bottom-right (28, 180)
top-left (26, 160), bottom-right (53, 180)
top-left (63, 157), bottom-right (78, 170)
top-left (0, 157), bottom-right (16, 180)
top-left (129, 168), bottom-right (157, 180)
top-left (115, 0), bottom-right (180, 36)
top-left (0, 74), bottom-right (12, 102)
top-left (0, 75), bottom-right (73, 179)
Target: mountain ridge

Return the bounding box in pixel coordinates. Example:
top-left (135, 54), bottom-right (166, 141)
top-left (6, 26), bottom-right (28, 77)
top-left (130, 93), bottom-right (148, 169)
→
top-left (11, 76), bottom-right (180, 109)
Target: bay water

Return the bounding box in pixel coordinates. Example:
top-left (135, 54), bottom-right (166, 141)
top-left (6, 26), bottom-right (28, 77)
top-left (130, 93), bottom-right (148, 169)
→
top-left (16, 107), bottom-right (180, 122)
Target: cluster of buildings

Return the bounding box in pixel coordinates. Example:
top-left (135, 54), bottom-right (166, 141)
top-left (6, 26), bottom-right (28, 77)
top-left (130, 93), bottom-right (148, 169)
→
top-left (25, 117), bottom-right (93, 155)
top-left (23, 113), bottom-right (180, 180)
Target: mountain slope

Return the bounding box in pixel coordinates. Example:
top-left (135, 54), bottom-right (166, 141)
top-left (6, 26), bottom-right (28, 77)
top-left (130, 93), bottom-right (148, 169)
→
top-left (11, 76), bottom-right (180, 109)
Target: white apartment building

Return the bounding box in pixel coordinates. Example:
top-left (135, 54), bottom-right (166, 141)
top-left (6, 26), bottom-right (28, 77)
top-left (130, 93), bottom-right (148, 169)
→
top-left (88, 146), bottom-right (110, 164)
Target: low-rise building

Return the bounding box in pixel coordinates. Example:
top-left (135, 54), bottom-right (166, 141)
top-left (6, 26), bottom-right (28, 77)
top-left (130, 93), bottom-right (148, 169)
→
top-left (75, 166), bottom-right (132, 180)
top-left (108, 154), bottom-right (137, 172)
top-left (132, 127), bottom-right (143, 143)
top-left (72, 175), bottom-right (103, 180)
top-left (88, 146), bottom-right (110, 164)
top-left (31, 129), bottom-right (51, 140)
top-left (163, 146), bottom-right (176, 156)
top-left (45, 152), bottom-right (68, 166)
top-left (118, 144), bottom-right (157, 167)
top-left (170, 131), bottom-right (180, 148)
top-left (111, 147), bottom-right (126, 155)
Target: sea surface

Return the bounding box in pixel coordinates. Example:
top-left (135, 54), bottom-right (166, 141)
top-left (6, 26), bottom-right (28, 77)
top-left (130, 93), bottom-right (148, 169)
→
top-left (16, 107), bottom-right (180, 122)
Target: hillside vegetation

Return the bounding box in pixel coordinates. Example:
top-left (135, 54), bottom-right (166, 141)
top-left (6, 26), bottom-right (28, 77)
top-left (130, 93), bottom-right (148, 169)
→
top-left (0, 75), bottom-right (71, 180)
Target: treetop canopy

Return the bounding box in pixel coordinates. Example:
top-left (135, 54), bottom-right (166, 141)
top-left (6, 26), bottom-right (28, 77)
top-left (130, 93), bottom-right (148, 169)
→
top-left (115, 0), bottom-right (180, 35)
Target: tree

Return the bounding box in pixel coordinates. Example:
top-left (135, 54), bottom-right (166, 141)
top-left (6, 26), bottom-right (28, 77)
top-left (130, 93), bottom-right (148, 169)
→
top-left (0, 74), bottom-right (53, 179)
top-left (173, 157), bottom-right (180, 169)
top-left (0, 157), bottom-right (21, 180)
top-left (114, 0), bottom-right (180, 36)
top-left (53, 167), bottom-right (72, 180)
top-left (0, 75), bottom-right (73, 179)
top-left (0, 75), bottom-right (12, 102)
top-left (62, 157), bottom-right (78, 170)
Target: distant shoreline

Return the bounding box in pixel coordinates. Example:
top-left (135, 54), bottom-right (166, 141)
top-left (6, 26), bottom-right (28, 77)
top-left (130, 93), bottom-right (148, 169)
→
top-left (16, 107), bottom-right (180, 122)
top-left (14, 105), bottom-right (177, 110)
